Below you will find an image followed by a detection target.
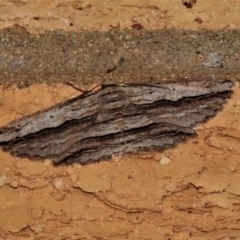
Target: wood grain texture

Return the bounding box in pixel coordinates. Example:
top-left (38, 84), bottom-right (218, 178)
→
top-left (0, 80), bottom-right (233, 164)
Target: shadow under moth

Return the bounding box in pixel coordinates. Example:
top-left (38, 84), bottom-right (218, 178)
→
top-left (0, 80), bottom-right (233, 164)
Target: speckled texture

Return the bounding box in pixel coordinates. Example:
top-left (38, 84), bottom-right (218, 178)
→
top-left (0, 26), bottom-right (240, 88)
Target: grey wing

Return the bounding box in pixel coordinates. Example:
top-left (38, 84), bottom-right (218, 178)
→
top-left (114, 80), bottom-right (233, 152)
top-left (0, 90), bottom-right (101, 164)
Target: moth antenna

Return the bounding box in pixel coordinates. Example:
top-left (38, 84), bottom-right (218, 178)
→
top-left (64, 82), bottom-right (87, 93)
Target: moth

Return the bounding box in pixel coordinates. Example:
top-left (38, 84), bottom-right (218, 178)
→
top-left (0, 80), bottom-right (233, 164)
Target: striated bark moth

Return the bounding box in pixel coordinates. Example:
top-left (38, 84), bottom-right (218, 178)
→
top-left (0, 80), bottom-right (233, 164)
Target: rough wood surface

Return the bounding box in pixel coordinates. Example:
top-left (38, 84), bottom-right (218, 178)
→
top-left (0, 80), bottom-right (233, 164)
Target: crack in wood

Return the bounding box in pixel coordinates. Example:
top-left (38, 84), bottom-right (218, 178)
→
top-left (0, 80), bottom-right (233, 164)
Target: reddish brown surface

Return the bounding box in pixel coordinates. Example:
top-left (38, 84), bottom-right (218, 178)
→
top-left (0, 0), bottom-right (239, 32)
top-left (0, 0), bottom-right (240, 239)
top-left (0, 83), bottom-right (240, 239)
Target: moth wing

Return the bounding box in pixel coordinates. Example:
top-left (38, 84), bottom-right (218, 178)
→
top-left (0, 89), bottom-right (100, 163)
top-left (115, 81), bottom-right (232, 152)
